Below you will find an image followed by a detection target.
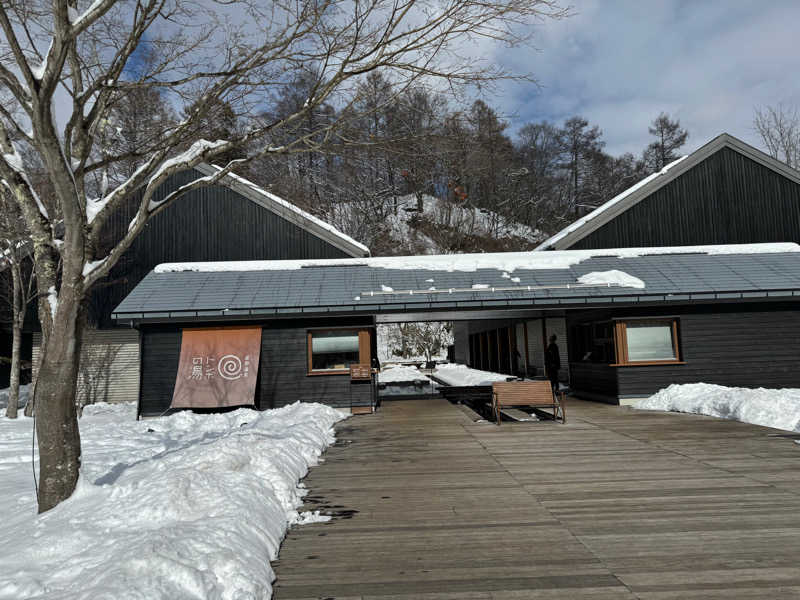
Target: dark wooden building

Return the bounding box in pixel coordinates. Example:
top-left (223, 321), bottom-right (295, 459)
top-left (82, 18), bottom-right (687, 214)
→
top-left (462, 132), bottom-right (800, 397)
top-left (90, 165), bottom-right (368, 327)
top-left (114, 245), bottom-right (800, 413)
top-left (537, 133), bottom-right (800, 251)
top-left (138, 317), bottom-right (378, 417)
top-left (566, 302), bottom-right (800, 403)
top-left (9, 165), bottom-right (368, 398)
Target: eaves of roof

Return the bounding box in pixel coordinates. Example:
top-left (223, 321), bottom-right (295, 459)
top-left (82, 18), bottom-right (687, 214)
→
top-left (112, 288), bottom-right (800, 324)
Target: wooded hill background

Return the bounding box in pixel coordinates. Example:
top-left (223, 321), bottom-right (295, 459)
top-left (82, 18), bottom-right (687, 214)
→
top-left (100, 72), bottom-right (690, 256)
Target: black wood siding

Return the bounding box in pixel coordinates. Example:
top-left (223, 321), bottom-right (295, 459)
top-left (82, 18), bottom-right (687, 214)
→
top-left (92, 169), bottom-right (353, 326)
top-left (139, 327), bottom-right (182, 417)
top-left (571, 148), bottom-right (800, 249)
top-left (259, 323), bottom-right (372, 410)
top-left (568, 362), bottom-right (617, 400)
top-left (139, 317), bottom-right (374, 417)
top-left (617, 309), bottom-right (800, 397)
top-left (566, 303), bottom-right (800, 402)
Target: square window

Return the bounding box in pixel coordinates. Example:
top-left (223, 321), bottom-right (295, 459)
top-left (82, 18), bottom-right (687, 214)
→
top-left (625, 321), bottom-right (677, 361)
top-left (307, 329), bottom-right (371, 374)
top-left (310, 331), bottom-right (359, 371)
top-left (614, 318), bottom-right (682, 366)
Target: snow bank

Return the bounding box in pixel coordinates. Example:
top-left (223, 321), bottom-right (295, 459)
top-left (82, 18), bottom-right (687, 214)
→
top-left (434, 363), bottom-right (514, 387)
top-left (0, 384), bottom-right (31, 413)
top-left (154, 243), bottom-right (800, 275)
top-left (634, 383), bottom-right (800, 432)
top-left (0, 401), bottom-right (346, 599)
top-left (578, 269), bottom-right (645, 289)
top-left (379, 365), bottom-right (431, 384)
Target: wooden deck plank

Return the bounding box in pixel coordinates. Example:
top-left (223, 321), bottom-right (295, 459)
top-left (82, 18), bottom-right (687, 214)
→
top-left (273, 398), bottom-right (800, 599)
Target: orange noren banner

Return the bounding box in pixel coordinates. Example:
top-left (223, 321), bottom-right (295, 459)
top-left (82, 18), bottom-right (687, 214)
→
top-left (171, 326), bottom-right (262, 409)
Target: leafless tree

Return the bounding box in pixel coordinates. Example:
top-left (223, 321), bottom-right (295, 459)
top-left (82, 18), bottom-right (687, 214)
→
top-left (0, 190), bottom-right (37, 419)
top-left (754, 104), bottom-right (800, 169)
top-left (0, 0), bottom-right (568, 512)
top-left (388, 321), bottom-right (452, 363)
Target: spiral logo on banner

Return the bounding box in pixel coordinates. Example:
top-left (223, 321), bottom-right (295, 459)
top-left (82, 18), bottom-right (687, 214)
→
top-left (218, 354), bottom-right (244, 380)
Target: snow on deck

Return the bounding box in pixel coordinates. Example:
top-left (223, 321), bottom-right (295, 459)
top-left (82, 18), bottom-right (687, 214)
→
top-left (379, 365), bottom-right (432, 384)
top-left (634, 383), bottom-right (800, 433)
top-left (433, 363), bottom-right (515, 387)
top-left (0, 401), bottom-right (346, 599)
top-left (153, 242), bottom-right (800, 274)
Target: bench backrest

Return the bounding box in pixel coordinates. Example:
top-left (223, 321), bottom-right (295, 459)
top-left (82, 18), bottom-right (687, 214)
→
top-left (492, 381), bottom-right (555, 407)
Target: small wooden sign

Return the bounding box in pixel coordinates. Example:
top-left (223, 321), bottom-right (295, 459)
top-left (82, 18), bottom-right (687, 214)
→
top-left (349, 364), bottom-right (372, 381)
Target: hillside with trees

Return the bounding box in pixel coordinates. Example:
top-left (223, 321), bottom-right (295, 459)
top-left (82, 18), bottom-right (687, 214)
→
top-left (237, 92), bottom-right (690, 254)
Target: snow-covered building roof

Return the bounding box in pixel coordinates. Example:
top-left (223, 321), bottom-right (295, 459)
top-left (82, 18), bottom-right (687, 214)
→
top-left (536, 133), bottom-right (800, 251)
top-left (194, 164), bottom-right (370, 258)
top-left (113, 243), bottom-right (800, 322)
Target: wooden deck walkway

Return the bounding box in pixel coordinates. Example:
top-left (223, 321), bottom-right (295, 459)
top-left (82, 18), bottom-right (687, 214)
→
top-left (273, 398), bottom-right (800, 599)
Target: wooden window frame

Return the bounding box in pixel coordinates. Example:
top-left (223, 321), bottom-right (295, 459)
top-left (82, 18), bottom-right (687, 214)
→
top-left (307, 328), bottom-right (372, 376)
top-left (611, 318), bottom-right (685, 367)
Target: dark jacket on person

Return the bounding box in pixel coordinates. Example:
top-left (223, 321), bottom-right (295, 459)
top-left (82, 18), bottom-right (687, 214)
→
top-left (545, 342), bottom-right (561, 376)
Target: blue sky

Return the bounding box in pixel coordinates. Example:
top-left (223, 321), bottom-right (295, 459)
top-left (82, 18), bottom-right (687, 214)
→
top-left (484, 0), bottom-right (800, 156)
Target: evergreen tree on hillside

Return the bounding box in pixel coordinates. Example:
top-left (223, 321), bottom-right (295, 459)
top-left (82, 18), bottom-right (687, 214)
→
top-left (558, 117), bottom-right (604, 217)
top-left (643, 112), bottom-right (688, 171)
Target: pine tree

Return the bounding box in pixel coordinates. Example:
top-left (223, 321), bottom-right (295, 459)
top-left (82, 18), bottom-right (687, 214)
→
top-left (643, 113), bottom-right (688, 171)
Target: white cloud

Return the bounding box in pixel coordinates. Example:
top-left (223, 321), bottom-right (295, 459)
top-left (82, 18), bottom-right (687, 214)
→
top-left (485, 0), bottom-right (800, 156)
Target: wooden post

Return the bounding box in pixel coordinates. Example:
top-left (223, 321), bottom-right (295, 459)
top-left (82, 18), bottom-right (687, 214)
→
top-left (507, 326), bottom-right (514, 375)
top-left (495, 329), bottom-right (502, 373)
top-left (522, 321), bottom-right (530, 378)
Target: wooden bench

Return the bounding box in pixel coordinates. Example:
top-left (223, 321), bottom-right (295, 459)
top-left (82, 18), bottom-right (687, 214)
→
top-left (491, 381), bottom-right (565, 425)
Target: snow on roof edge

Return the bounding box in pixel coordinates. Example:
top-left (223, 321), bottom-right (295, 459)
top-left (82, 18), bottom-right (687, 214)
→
top-left (200, 164), bottom-right (370, 256)
top-left (535, 155), bottom-right (688, 251)
top-left (153, 242), bottom-right (800, 274)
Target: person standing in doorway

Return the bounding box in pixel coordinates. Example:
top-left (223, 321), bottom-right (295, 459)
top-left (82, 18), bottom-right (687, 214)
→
top-left (545, 334), bottom-right (561, 392)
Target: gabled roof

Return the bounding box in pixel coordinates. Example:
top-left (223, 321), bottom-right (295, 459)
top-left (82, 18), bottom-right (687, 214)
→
top-left (194, 163), bottom-right (370, 258)
top-left (536, 133), bottom-right (800, 251)
top-left (112, 243), bottom-right (800, 322)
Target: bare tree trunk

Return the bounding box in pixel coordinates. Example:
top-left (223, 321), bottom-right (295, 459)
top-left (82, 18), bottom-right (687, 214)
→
top-left (6, 326), bottom-right (21, 419)
top-left (5, 268), bottom-right (21, 419)
top-left (6, 324), bottom-right (21, 418)
top-left (34, 287), bottom-right (85, 513)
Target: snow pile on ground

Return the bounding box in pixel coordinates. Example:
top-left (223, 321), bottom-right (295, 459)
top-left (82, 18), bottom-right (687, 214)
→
top-left (379, 365), bottom-right (432, 384)
top-left (434, 363), bottom-right (514, 387)
top-left (0, 384), bottom-right (31, 413)
top-left (634, 383), bottom-right (800, 432)
top-left (577, 270), bottom-right (645, 289)
top-left (0, 401), bottom-right (346, 599)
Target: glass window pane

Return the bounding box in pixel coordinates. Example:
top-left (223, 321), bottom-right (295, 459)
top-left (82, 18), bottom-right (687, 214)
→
top-left (625, 321), bottom-right (676, 361)
top-left (311, 331), bottom-right (359, 371)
